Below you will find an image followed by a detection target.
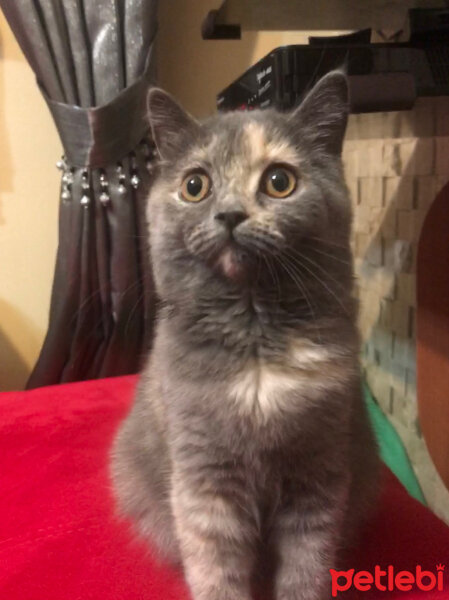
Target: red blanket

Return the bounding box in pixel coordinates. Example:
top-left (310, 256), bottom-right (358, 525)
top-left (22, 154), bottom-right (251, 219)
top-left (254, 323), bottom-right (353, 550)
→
top-left (0, 376), bottom-right (448, 599)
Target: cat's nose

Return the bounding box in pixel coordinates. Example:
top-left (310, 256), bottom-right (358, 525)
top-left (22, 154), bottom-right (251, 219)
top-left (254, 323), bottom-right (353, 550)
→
top-left (214, 210), bottom-right (248, 231)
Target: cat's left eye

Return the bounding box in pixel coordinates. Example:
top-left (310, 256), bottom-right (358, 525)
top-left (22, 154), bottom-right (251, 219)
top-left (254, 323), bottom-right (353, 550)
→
top-left (180, 172), bottom-right (211, 203)
top-left (262, 166), bottom-right (297, 199)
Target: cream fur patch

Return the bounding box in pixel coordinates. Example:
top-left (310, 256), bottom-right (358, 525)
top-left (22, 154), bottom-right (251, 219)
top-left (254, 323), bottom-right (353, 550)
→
top-left (243, 122), bottom-right (299, 169)
top-left (230, 362), bottom-right (303, 421)
top-left (229, 339), bottom-right (349, 423)
top-left (243, 121), bottom-right (267, 165)
top-left (264, 139), bottom-right (299, 167)
top-left (243, 122), bottom-right (300, 198)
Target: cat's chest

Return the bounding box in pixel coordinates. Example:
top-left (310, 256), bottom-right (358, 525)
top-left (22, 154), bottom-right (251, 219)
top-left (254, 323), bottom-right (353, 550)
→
top-left (227, 338), bottom-right (348, 423)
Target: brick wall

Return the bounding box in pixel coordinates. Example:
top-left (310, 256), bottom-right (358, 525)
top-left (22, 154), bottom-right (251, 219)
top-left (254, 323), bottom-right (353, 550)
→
top-left (343, 98), bottom-right (449, 523)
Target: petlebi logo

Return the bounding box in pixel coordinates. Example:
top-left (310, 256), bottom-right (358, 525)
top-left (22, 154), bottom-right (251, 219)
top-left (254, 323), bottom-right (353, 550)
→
top-left (330, 564), bottom-right (445, 597)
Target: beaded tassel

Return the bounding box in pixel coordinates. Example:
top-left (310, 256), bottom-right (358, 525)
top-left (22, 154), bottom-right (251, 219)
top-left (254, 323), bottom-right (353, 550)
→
top-left (55, 139), bottom-right (154, 206)
top-left (80, 169), bottom-right (90, 206)
top-left (99, 169), bottom-right (110, 205)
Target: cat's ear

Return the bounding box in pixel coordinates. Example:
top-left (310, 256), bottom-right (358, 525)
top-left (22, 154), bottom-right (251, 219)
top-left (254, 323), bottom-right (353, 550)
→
top-left (290, 70), bottom-right (349, 156)
top-left (147, 88), bottom-right (200, 161)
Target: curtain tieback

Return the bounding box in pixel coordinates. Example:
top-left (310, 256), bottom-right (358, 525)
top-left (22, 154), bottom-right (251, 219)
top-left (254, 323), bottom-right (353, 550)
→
top-left (43, 68), bottom-right (153, 170)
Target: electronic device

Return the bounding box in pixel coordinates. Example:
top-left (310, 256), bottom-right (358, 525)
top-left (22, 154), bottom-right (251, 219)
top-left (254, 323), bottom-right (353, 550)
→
top-left (217, 9), bottom-right (449, 113)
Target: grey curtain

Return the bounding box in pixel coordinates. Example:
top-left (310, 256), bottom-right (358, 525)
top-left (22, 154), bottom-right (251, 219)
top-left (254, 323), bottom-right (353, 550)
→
top-left (0, 0), bottom-right (158, 387)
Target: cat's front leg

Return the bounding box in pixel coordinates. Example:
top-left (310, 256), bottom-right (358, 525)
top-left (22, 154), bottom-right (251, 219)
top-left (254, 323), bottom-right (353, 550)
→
top-left (272, 480), bottom-right (348, 600)
top-left (171, 469), bottom-right (257, 600)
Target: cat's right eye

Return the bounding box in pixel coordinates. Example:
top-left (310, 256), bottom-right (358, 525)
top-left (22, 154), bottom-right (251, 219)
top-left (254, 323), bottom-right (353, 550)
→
top-left (180, 172), bottom-right (211, 203)
top-left (261, 165), bottom-right (297, 199)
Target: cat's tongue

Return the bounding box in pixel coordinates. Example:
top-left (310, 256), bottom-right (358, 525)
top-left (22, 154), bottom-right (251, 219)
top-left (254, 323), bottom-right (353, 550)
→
top-left (217, 247), bottom-right (245, 281)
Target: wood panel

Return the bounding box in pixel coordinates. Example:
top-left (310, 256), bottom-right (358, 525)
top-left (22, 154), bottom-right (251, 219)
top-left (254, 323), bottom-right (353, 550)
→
top-left (417, 182), bottom-right (449, 492)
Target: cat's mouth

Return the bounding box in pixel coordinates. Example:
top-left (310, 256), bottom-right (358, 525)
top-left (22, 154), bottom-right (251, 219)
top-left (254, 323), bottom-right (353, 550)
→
top-left (214, 244), bottom-right (250, 282)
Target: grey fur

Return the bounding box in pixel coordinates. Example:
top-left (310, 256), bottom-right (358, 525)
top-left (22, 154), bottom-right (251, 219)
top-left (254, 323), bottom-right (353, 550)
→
top-left (111, 71), bottom-right (380, 600)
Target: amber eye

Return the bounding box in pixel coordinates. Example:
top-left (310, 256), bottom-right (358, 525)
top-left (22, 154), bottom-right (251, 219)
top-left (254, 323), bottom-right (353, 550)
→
top-left (180, 172), bottom-right (211, 203)
top-left (263, 166), bottom-right (297, 198)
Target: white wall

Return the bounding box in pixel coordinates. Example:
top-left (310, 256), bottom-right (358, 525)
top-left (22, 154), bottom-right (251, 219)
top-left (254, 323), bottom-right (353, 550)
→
top-left (0, 11), bottom-right (61, 390)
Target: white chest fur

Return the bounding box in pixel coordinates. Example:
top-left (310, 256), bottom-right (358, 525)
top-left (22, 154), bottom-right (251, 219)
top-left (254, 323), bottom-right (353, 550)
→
top-left (229, 339), bottom-right (349, 423)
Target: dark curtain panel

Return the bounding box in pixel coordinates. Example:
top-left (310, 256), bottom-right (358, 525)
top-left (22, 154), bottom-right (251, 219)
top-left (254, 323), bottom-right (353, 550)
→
top-left (0, 0), bottom-right (158, 387)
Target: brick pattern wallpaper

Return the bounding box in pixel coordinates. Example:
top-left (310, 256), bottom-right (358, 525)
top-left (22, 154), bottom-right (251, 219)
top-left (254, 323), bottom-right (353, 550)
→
top-left (342, 98), bottom-right (449, 523)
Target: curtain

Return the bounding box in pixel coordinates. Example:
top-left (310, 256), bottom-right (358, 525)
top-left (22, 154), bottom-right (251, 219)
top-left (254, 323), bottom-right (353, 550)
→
top-left (0, 0), bottom-right (158, 387)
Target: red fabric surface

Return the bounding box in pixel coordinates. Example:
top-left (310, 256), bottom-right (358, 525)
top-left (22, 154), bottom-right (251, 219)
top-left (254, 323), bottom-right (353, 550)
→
top-left (0, 376), bottom-right (448, 600)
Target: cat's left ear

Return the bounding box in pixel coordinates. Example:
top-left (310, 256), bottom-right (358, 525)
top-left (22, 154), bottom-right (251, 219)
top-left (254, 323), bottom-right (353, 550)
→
top-left (147, 88), bottom-right (200, 161)
top-left (290, 70), bottom-right (349, 156)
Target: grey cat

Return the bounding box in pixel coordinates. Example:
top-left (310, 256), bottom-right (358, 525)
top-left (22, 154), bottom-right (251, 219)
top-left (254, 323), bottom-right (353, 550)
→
top-left (111, 71), bottom-right (380, 600)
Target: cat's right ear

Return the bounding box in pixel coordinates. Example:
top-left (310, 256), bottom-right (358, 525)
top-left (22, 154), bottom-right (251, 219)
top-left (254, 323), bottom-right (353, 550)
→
top-left (289, 70), bottom-right (349, 156)
top-left (147, 88), bottom-right (200, 161)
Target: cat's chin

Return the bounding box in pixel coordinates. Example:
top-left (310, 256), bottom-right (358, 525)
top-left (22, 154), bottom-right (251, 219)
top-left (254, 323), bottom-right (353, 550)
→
top-left (214, 246), bottom-right (249, 283)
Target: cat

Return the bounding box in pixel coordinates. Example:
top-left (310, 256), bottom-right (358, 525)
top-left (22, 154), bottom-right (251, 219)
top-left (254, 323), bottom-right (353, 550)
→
top-left (111, 70), bottom-right (380, 600)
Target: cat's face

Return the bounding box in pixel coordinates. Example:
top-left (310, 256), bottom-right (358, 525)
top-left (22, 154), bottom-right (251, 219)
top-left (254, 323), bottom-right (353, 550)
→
top-left (147, 72), bottom-right (352, 300)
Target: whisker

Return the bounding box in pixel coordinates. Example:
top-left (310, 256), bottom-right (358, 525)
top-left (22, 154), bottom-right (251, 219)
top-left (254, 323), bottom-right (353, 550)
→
top-left (277, 255), bottom-right (314, 308)
top-left (301, 244), bottom-right (352, 266)
top-left (273, 254), bottom-right (324, 342)
top-left (239, 234), bottom-right (280, 255)
top-left (308, 236), bottom-right (349, 250)
top-left (262, 254), bottom-right (281, 304)
top-left (281, 251), bottom-right (349, 316)
top-left (268, 254), bottom-right (282, 304)
top-left (270, 253), bottom-right (317, 323)
top-left (284, 248), bottom-right (348, 293)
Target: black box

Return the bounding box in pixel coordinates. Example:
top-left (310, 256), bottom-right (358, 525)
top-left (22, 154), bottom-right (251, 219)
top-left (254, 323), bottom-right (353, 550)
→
top-left (217, 41), bottom-right (449, 114)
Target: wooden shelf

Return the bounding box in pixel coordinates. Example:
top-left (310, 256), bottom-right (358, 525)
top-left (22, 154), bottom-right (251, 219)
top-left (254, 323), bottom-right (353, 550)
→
top-left (202, 0), bottom-right (445, 40)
